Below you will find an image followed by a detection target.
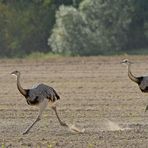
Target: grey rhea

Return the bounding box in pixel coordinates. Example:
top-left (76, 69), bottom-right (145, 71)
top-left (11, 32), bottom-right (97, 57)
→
top-left (11, 70), bottom-right (67, 135)
top-left (121, 59), bottom-right (148, 112)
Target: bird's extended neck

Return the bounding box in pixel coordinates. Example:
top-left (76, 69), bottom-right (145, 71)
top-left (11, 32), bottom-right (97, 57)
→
top-left (127, 63), bottom-right (140, 84)
top-left (16, 74), bottom-right (27, 97)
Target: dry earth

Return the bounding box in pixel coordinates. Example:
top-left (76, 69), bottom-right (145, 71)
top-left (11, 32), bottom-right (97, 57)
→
top-left (0, 56), bottom-right (148, 147)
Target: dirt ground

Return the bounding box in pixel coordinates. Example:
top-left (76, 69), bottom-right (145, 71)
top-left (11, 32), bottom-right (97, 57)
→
top-left (1, 56), bottom-right (148, 147)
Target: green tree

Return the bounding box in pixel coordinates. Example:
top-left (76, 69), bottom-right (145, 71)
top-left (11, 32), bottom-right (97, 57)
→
top-left (0, 0), bottom-right (83, 57)
top-left (49, 0), bottom-right (134, 55)
top-left (127, 0), bottom-right (148, 49)
top-left (0, 3), bottom-right (16, 56)
top-left (49, 6), bottom-right (86, 55)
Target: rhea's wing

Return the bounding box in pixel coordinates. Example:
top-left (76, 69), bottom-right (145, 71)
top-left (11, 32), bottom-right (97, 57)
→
top-left (29, 84), bottom-right (60, 102)
top-left (39, 84), bottom-right (60, 101)
top-left (139, 76), bottom-right (148, 90)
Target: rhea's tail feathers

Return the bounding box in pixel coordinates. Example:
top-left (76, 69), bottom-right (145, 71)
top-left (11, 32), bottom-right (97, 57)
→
top-left (52, 89), bottom-right (60, 100)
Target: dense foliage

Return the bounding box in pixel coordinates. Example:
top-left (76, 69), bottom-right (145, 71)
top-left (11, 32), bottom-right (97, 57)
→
top-left (49, 0), bottom-right (148, 55)
top-left (0, 0), bottom-right (82, 57)
top-left (49, 0), bottom-right (133, 55)
top-left (0, 0), bottom-right (148, 57)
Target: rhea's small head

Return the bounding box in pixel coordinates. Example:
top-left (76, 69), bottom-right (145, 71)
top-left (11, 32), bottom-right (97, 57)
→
top-left (11, 70), bottom-right (20, 77)
top-left (121, 59), bottom-right (132, 65)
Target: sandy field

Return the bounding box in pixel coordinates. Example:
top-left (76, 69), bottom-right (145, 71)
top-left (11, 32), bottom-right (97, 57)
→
top-left (0, 56), bottom-right (148, 147)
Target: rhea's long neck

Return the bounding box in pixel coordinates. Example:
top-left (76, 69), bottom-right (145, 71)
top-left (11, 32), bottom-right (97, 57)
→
top-left (16, 74), bottom-right (27, 96)
top-left (127, 63), bottom-right (139, 84)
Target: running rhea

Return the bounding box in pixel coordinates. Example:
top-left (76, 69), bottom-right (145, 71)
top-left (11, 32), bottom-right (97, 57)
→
top-left (121, 59), bottom-right (148, 112)
top-left (11, 70), bottom-right (68, 135)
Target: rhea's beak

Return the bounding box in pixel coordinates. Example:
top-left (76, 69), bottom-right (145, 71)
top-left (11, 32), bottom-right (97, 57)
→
top-left (11, 72), bottom-right (16, 76)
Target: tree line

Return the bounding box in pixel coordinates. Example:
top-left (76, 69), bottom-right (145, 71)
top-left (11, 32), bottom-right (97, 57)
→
top-left (0, 0), bottom-right (148, 57)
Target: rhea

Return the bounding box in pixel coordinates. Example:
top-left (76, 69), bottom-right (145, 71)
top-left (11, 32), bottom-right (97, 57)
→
top-left (121, 59), bottom-right (148, 111)
top-left (11, 70), bottom-right (67, 135)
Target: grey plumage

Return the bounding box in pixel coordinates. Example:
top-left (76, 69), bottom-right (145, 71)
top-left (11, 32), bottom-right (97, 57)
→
top-left (11, 70), bottom-right (67, 135)
top-left (138, 77), bottom-right (148, 92)
top-left (27, 83), bottom-right (60, 104)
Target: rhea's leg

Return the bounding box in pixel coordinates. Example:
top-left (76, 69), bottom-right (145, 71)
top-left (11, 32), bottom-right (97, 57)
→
top-left (22, 114), bottom-right (41, 135)
top-left (145, 105), bottom-right (148, 112)
top-left (23, 99), bottom-right (48, 135)
top-left (52, 105), bottom-right (67, 127)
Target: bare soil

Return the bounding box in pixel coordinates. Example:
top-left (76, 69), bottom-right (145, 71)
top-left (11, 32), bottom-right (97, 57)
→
top-left (0, 56), bottom-right (148, 147)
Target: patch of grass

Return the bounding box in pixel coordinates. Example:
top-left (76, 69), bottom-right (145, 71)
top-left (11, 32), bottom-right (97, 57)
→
top-left (26, 48), bottom-right (148, 59)
top-left (126, 48), bottom-right (148, 55)
top-left (1, 48), bottom-right (148, 59)
top-left (92, 48), bottom-right (148, 56)
top-left (88, 143), bottom-right (95, 148)
top-left (25, 52), bottom-right (62, 60)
